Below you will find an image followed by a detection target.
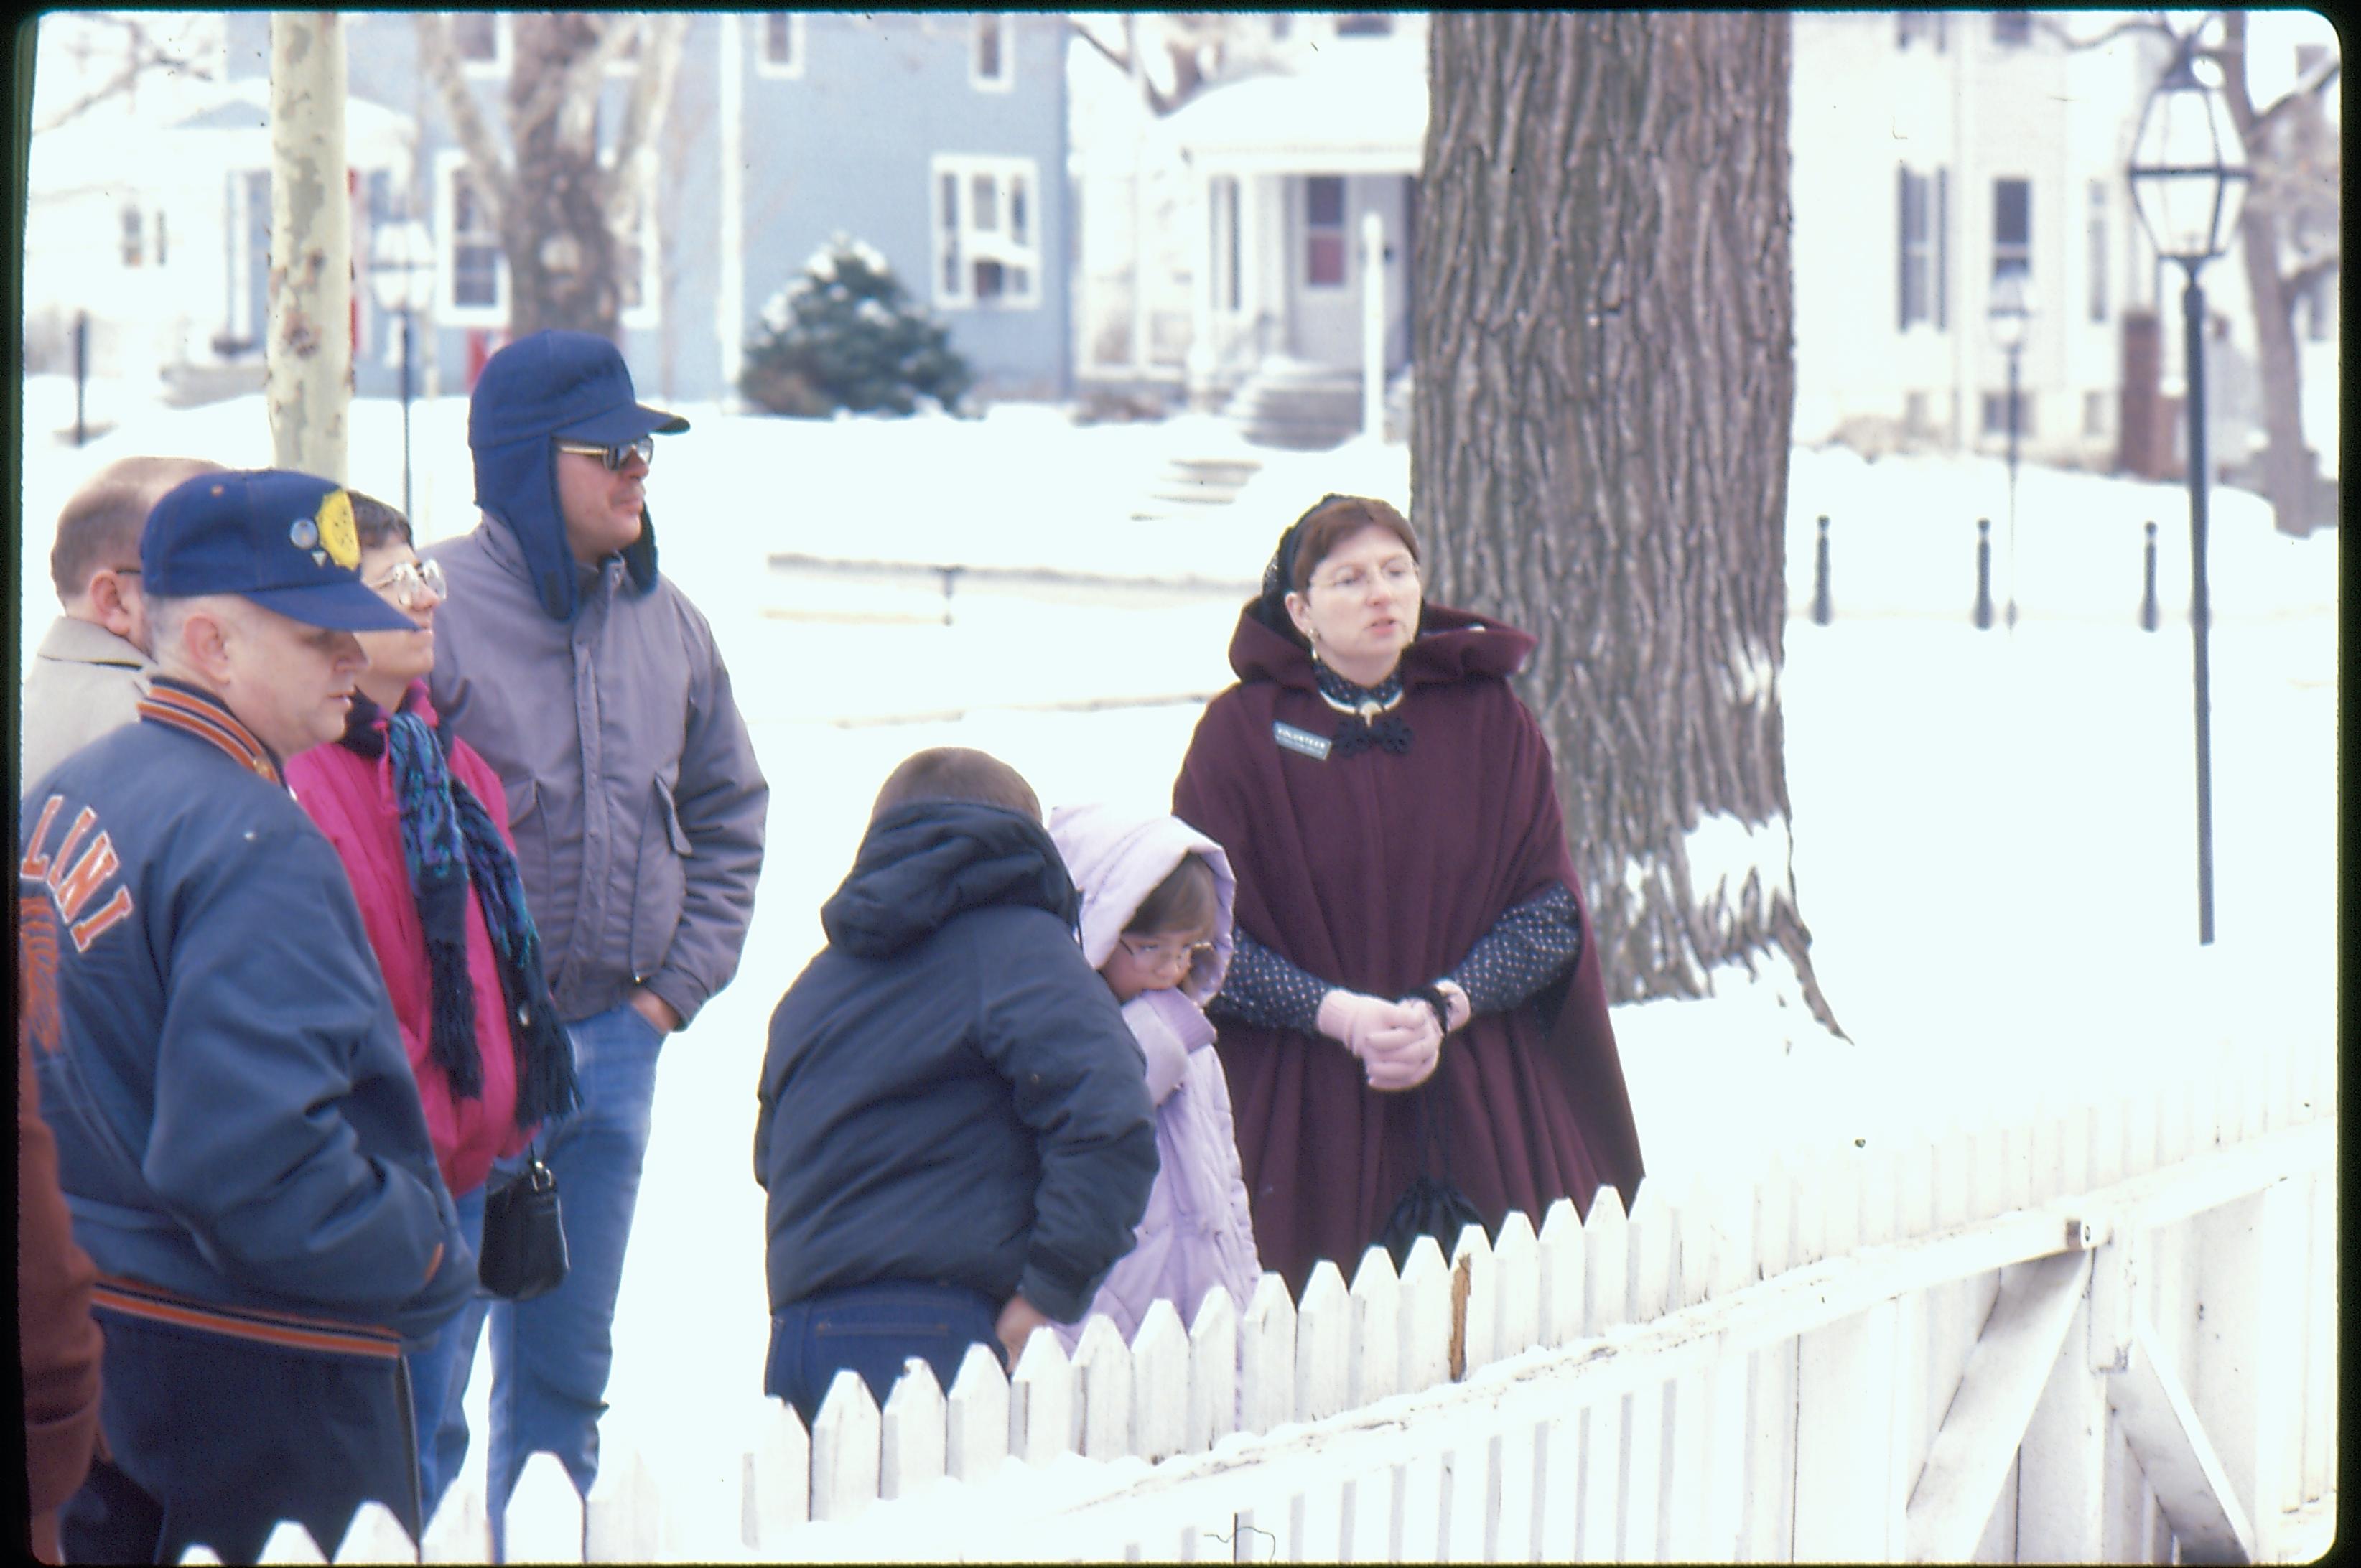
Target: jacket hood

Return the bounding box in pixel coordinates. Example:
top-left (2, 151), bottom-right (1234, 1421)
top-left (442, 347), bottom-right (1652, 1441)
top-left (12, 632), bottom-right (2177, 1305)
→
top-left (467, 330), bottom-right (686, 622)
top-left (1047, 805), bottom-right (1235, 1003)
top-left (1224, 599), bottom-right (1536, 692)
top-left (821, 801), bottom-right (1079, 959)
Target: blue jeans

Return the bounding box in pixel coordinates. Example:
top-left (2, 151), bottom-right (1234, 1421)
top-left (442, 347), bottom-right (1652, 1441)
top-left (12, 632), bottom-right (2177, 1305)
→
top-left (442, 1001), bottom-right (665, 1545)
top-left (406, 1182), bottom-right (486, 1517)
top-left (765, 1281), bottom-right (1006, 1430)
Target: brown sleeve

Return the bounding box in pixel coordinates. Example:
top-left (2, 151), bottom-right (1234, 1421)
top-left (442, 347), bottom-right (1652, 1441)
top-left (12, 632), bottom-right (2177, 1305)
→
top-left (18, 1026), bottom-right (106, 1543)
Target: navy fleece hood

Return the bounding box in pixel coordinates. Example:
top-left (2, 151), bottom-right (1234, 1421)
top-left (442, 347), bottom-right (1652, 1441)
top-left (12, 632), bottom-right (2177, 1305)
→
top-left (820, 801), bottom-right (1079, 959)
top-left (467, 330), bottom-right (689, 622)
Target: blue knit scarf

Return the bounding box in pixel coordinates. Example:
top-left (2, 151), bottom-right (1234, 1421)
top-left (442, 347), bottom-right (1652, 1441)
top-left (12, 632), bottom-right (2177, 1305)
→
top-left (341, 692), bottom-right (579, 1126)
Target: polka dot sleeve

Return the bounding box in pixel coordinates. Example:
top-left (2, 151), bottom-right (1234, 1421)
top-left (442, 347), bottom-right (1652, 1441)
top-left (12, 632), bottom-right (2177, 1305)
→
top-left (1206, 928), bottom-right (1332, 1032)
top-left (1443, 882), bottom-right (1583, 1019)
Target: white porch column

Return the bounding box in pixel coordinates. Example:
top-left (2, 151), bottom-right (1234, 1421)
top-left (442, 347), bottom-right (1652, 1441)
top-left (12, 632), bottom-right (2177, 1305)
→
top-left (1185, 167), bottom-right (1215, 407)
top-left (1360, 208), bottom-right (1384, 439)
top-left (717, 14), bottom-right (745, 405)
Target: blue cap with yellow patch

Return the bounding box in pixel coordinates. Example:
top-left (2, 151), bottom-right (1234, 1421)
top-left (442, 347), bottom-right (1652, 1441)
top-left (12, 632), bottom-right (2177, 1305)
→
top-left (141, 470), bottom-right (416, 632)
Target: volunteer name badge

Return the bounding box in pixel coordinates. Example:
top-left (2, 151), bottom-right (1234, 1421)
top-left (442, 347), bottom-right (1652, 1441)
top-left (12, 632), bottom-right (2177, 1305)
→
top-left (1273, 721), bottom-right (1332, 762)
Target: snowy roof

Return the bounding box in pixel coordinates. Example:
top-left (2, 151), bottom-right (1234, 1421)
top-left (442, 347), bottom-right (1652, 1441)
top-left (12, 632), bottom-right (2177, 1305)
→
top-left (1162, 45), bottom-right (1428, 175)
top-left (30, 75), bottom-right (415, 194)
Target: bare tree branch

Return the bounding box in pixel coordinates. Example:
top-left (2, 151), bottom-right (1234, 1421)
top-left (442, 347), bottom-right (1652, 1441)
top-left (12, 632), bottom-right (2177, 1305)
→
top-left (2283, 253), bottom-right (2339, 299)
top-left (607, 13), bottom-right (691, 236)
top-left (1065, 13), bottom-right (1177, 115)
top-left (2037, 11), bottom-right (2182, 53)
top-left (413, 14), bottom-right (513, 225)
top-left (32, 19), bottom-right (220, 134)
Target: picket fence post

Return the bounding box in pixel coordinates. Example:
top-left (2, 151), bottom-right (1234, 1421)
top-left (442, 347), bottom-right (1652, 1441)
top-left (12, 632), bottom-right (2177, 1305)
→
top-left (325, 1501), bottom-right (414, 1564)
top-left (810, 1369), bottom-right (882, 1521)
top-left (1345, 1247), bottom-right (1400, 1408)
top-left (257, 1521), bottom-right (329, 1563)
top-left (1009, 1327), bottom-right (1075, 1467)
top-left (1536, 1198), bottom-right (1585, 1345)
top-left (419, 1467), bottom-right (489, 1563)
top-left (503, 1452), bottom-right (582, 1564)
top-left (735, 1397), bottom-right (808, 1556)
top-left (945, 1342), bottom-right (1010, 1482)
top-left (1187, 1284), bottom-right (1239, 1453)
top-left (1128, 1299), bottom-right (1191, 1463)
top-left (1492, 1208), bottom-right (1542, 1360)
top-left (1575, 1186), bottom-right (1628, 1562)
top-left (1294, 1260), bottom-right (1351, 1420)
top-left (1238, 1271), bottom-right (1298, 1434)
top-left (1397, 1236), bottom-right (1452, 1394)
top-left (581, 1437), bottom-right (661, 1562)
top-left (1450, 1223), bottom-right (1496, 1378)
top-left (882, 1357), bottom-right (949, 1496)
top-left (1071, 1316), bottom-right (1133, 1460)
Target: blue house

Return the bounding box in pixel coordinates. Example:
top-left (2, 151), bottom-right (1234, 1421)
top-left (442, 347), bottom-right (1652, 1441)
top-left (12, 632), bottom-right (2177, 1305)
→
top-left (208, 12), bottom-right (1072, 406)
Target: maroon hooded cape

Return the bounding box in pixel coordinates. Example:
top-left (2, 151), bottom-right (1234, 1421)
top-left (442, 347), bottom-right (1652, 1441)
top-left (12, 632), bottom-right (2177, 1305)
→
top-left (1173, 601), bottom-right (1646, 1294)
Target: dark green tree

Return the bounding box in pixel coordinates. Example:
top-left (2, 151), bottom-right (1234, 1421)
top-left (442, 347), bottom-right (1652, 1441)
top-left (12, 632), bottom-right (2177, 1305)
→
top-left (741, 236), bottom-right (972, 417)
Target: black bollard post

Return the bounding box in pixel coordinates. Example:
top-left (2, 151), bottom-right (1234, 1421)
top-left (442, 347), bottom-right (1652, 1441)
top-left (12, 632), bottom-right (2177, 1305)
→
top-left (1812, 515), bottom-right (1833, 625)
top-left (2140, 521), bottom-right (2160, 632)
top-left (73, 311), bottom-right (89, 447)
top-left (1973, 517), bottom-right (1993, 630)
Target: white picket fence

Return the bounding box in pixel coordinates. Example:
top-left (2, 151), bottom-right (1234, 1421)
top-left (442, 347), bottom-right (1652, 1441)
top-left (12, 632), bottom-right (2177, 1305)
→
top-left (196, 1032), bottom-right (2333, 1564)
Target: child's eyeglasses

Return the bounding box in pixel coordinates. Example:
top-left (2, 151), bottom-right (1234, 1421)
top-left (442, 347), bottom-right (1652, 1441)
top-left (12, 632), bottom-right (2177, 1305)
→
top-left (554, 436), bottom-right (656, 471)
top-left (366, 559), bottom-right (448, 610)
top-left (1117, 936), bottom-right (1215, 969)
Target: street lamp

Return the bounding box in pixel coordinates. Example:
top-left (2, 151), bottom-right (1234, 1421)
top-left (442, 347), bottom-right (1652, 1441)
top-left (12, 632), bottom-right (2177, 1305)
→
top-left (1986, 269), bottom-right (2034, 630)
top-left (2126, 39), bottom-right (2250, 946)
top-left (368, 218), bottom-right (436, 521)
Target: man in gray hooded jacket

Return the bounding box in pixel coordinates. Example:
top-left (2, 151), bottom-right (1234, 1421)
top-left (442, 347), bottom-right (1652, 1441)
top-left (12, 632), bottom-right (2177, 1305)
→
top-left (422, 331), bottom-right (768, 1529)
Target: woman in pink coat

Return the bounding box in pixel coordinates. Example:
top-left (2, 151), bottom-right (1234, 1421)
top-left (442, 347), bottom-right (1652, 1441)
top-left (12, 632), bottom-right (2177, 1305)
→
top-left (1046, 803), bottom-right (1262, 1350)
top-left (284, 492), bottom-right (577, 1517)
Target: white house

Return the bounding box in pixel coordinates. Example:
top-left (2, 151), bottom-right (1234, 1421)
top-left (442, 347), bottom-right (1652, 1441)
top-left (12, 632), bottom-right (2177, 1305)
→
top-left (1079, 11), bottom-right (2304, 470)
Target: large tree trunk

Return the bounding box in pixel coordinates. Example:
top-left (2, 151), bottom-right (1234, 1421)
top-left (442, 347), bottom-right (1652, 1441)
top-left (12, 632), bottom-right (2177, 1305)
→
top-left (266, 11), bottom-right (350, 480)
top-left (415, 13), bottom-right (689, 344)
top-left (2219, 10), bottom-right (2329, 537)
top-left (1414, 13), bottom-right (1836, 1032)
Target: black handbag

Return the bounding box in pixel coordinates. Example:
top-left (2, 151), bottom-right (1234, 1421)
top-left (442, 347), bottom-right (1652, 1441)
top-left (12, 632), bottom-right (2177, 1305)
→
top-left (1376, 995), bottom-right (1489, 1270)
top-left (478, 1144), bottom-right (569, 1301)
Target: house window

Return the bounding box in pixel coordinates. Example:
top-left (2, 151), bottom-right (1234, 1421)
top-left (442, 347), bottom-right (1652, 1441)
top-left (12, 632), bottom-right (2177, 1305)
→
top-left (932, 155), bottom-right (1040, 308)
top-left (1304, 174), bottom-right (1347, 289)
top-left (154, 210), bottom-right (168, 266)
top-left (2087, 181), bottom-right (2108, 322)
top-left (1904, 390), bottom-right (1931, 432)
top-left (1896, 14), bottom-right (1947, 51)
top-left (1981, 391), bottom-right (2036, 437)
top-left (1992, 177), bottom-right (2031, 283)
top-left (1336, 14), bottom-right (1392, 37)
top-left (758, 12), bottom-right (805, 77)
top-left (1271, 14), bottom-right (1292, 41)
top-left (452, 14), bottom-right (508, 75)
top-left (2083, 390), bottom-right (2109, 438)
top-left (972, 14), bottom-right (1011, 91)
top-left (1898, 167), bottom-right (1931, 328)
top-left (120, 204), bottom-right (144, 268)
top-left (437, 151), bottom-right (507, 322)
top-left (1992, 12), bottom-right (2033, 47)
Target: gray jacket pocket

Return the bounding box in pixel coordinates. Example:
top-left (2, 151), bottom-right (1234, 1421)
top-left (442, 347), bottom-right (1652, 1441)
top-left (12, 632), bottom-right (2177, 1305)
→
top-left (629, 777), bottom-right (690, 977)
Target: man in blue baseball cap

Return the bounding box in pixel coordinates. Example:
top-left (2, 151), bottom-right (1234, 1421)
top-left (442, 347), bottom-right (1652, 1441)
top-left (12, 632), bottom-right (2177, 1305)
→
top-left (25, 469), bottom-right (478, 1564)
top-left (422, 332), bottom-right (768, 1531)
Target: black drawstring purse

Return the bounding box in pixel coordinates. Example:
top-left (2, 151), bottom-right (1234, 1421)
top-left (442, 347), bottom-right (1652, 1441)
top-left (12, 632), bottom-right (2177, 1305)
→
top-left (477, 1144), bottom-right (569, 1301)
top-left (1376, 989), bottom-right (1489, 1269)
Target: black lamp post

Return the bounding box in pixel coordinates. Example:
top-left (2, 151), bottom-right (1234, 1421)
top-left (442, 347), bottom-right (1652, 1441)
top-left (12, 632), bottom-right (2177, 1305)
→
top-left (1987, 270), bottom-right (2033, 630)
top-left (2126, 39), bottom-right (2250, 946)
top-left (369, 219), bottom-right (435, 521)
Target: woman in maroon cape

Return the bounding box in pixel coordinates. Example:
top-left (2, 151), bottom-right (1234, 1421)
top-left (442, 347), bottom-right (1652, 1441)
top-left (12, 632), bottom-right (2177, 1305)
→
top-left (1173, 495), bottom-right (1645, 1294)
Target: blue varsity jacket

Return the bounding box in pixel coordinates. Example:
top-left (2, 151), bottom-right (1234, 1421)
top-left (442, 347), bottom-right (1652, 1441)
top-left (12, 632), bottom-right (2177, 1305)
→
top-left (17, 678), bottom-right (476, 1354)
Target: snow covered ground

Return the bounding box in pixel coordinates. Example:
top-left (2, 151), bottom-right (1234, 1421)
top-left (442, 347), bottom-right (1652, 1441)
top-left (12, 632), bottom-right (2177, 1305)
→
top-left (16, 380), bottom-right (2338, 1514)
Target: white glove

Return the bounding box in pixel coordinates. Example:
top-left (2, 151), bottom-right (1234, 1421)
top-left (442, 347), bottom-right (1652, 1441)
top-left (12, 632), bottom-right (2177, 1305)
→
top-left (1317, 991), bottom-right (1442, 1092)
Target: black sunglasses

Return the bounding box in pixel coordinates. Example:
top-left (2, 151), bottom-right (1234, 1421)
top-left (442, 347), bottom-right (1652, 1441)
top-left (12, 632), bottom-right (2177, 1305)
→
top-left (554, 436), bottom-right (656, 471)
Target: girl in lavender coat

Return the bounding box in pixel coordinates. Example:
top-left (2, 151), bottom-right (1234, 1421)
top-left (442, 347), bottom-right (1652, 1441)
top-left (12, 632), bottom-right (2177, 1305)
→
top-left (1047, 805), bottom-right (1263, 1350)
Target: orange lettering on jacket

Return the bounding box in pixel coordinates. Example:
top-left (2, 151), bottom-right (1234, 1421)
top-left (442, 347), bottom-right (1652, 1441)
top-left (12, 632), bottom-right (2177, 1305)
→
top-left (18, 795), bottom-right (64, 879)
